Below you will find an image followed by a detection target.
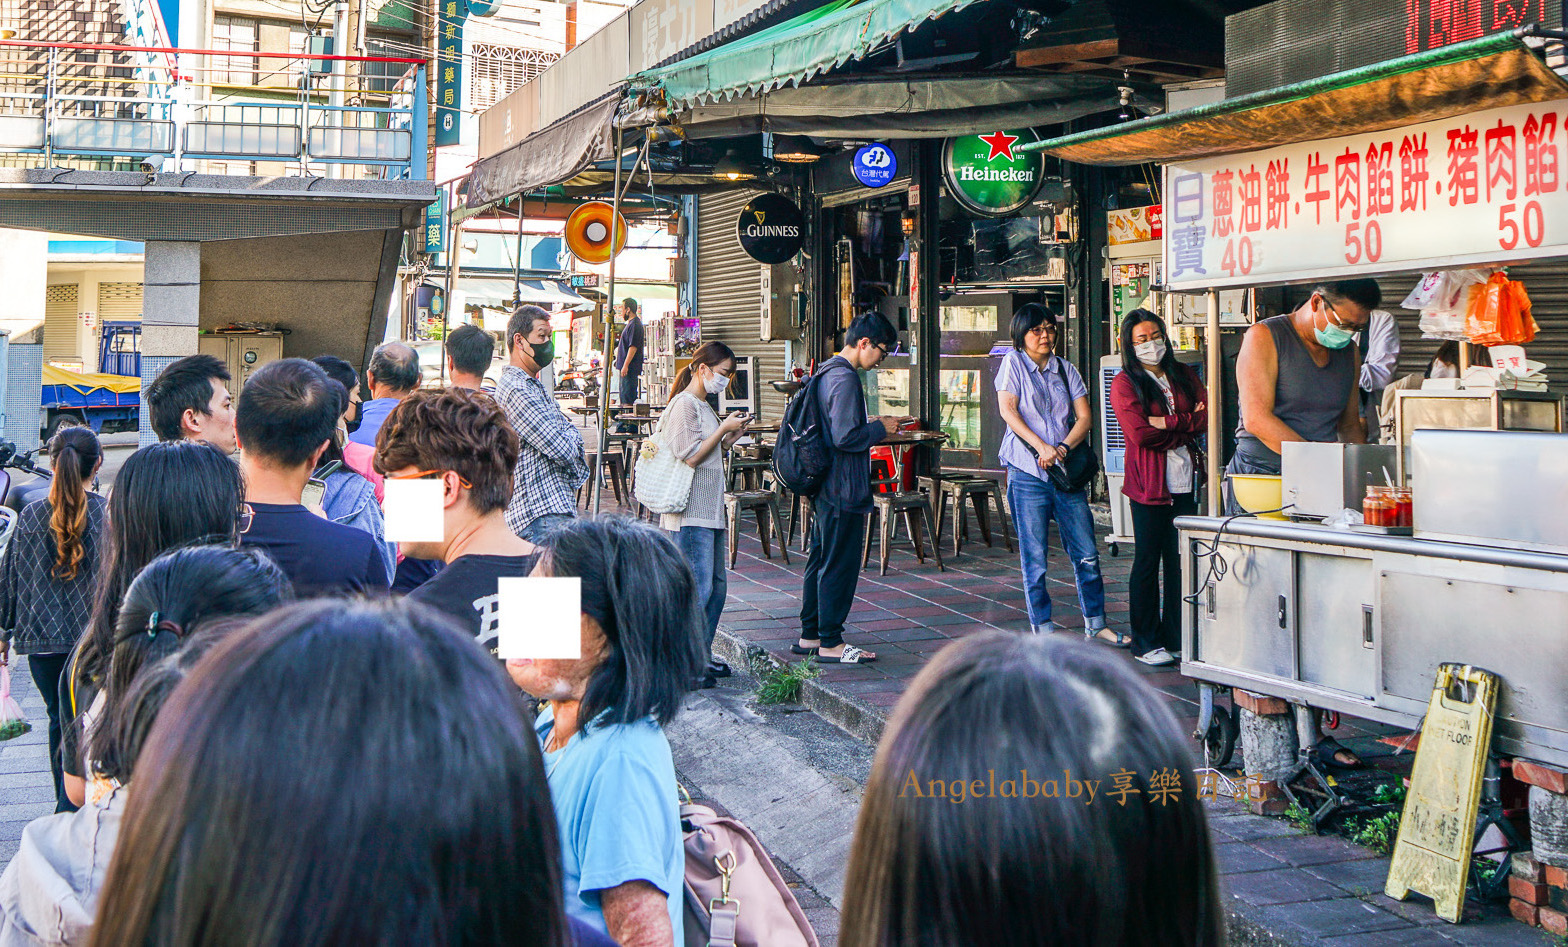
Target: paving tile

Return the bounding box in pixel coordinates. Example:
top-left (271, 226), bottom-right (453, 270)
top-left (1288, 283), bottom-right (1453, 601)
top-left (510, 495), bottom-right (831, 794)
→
top-left (1303, 857), bottom-right (1395, 897)
top-left (1221, 868), bottom-right (1347, 906)
top-left (1243, 896), bottom-right (1414, 938)
top-left (1251, 833), bottom-right (1381, 868)
top-left (1212, 840), bottom-right (1288, 875)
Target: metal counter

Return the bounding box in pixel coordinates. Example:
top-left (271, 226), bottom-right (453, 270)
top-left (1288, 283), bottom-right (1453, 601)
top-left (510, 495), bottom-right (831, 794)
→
top-left (1177, 515), bottom-right (1568, 769)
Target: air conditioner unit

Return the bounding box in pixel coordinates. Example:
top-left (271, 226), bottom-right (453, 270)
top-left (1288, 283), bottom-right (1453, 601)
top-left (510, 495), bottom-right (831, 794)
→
top-left (1098, 351), bottom-right (1205, 555)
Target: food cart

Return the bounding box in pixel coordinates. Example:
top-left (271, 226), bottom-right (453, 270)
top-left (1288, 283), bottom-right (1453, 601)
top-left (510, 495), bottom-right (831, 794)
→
top-left (1028, 30), bottom-right (1568, 849)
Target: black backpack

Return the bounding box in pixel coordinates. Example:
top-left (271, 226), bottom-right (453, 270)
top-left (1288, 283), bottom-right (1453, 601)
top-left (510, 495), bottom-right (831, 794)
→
top-left (771, 365), bottom-right (836, 496)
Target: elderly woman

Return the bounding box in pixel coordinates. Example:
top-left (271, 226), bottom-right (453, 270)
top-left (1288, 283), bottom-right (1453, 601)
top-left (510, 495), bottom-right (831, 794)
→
top-left (995, 302), bottom-right (1114, 643)
top-left (508, 517), bottom-right (707, 947)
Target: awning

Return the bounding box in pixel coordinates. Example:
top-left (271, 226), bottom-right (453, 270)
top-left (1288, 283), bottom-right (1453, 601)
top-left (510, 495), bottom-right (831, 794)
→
top-left (468, 96), bottom-right (621, 205)
top-left (674, 73), bottom-right (1122, 139)
top-left (1023, 32), bottom-right (1568, 167)
top-left (633, 0), bottom-right (988, 108)
top-left (42, 365), bottom-right (140, 394)
top-left (458, 277), bottom-right (593, 310)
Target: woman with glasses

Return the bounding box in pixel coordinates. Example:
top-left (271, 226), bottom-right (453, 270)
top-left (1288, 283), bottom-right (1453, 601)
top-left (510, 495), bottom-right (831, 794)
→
top-left (58, 440), bottom-right (247, 808)
top-left (995, 303), bottom-right (1113, 643)
top-left (660, 341), bottom-right (749, 688)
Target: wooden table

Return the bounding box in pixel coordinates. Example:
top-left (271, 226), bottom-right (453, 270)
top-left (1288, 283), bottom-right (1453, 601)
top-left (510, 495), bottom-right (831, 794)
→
top-left (877, 430), bottom-right (948, 488)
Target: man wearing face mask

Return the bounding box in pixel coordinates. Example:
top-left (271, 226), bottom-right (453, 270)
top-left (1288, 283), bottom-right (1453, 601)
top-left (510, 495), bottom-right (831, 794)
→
top-left (497, 305), bottom-right (589, 544)
top-left (1230, 279), bottom-right (1382, 497)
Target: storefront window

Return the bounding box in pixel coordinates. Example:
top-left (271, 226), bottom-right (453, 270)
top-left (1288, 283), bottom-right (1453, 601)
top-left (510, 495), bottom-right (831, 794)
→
top-left (938, 369), bottom-right (983, 450)
top-left (863, 366), bottom-right (910, 417)
top-left (939, 304), bottom-right (998, 333)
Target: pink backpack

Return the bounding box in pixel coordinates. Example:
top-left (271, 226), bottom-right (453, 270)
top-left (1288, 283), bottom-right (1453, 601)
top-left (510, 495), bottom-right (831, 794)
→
top-left (681, 798), bottom-right (820, 947)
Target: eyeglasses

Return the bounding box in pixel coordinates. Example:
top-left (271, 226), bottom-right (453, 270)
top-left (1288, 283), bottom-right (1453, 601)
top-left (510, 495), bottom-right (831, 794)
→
top-left (238, 503), bottom-right (254, 535)
top-left (387, 469), bottom-right (474, 489)
top-left (1027, 324), bottom-right (1059, 336)
top-left (1318, 295), bottom-right (1368, 333)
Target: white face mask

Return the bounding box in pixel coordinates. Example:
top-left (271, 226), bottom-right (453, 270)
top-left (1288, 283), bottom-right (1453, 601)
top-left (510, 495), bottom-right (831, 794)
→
top-left (704, 371), bottom-right (731, 395)
top-left (1134, 339), bottom-right (1167, 366)
top-left (1430, 360), bottom-right (1458, 379)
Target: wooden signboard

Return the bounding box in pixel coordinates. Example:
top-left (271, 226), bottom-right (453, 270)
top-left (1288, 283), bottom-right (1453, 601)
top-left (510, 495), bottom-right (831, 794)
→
top-left (1385, 663), bottom-right (1499, 923)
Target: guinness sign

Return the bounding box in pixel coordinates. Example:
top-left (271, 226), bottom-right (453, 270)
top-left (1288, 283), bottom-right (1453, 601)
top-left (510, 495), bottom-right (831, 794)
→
top-left (737, 193), bottom-right (804, 264)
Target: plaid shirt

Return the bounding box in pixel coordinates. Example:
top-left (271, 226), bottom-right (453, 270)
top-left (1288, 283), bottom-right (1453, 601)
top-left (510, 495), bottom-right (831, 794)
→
top-left (497, 365), bottom-right (589, 534)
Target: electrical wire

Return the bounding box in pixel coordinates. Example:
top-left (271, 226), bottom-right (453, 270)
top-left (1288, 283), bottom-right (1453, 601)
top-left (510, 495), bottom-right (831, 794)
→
top-left (1180, 504), bottom-right (1297, 606)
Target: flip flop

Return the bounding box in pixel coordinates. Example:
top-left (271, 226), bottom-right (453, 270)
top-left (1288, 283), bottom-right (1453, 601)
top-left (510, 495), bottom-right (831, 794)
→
top-left (816, 644), bottom-right (877, 664)
top-left (790, 643), bottom-right (818, 655)
top-left (1314, 736), bottom-right (1364, 770)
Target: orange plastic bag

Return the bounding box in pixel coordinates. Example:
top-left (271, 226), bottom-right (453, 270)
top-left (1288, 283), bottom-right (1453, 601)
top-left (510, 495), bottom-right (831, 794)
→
top-left (1466, 273), bottom-right (1537, 345)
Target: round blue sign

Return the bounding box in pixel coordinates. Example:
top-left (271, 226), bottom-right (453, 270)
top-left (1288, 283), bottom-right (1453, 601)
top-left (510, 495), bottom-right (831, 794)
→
top-left (852, 144), bottom-right (897, 188)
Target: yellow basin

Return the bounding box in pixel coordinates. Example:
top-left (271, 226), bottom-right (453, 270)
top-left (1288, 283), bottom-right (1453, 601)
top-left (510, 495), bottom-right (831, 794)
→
top-left (1230, 474), bottom-right (1287, 520)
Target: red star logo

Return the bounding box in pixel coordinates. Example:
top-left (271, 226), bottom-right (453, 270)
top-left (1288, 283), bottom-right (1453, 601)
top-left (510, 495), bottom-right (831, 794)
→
top-left (979, 130), bottom-right (1019, 161)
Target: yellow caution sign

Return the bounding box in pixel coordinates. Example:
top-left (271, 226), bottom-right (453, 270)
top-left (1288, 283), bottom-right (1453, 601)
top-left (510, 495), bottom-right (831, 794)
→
top-left (1385, 663), bottom-right (1499, 924)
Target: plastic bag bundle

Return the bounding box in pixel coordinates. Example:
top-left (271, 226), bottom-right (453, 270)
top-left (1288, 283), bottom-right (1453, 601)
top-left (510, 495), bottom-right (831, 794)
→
top-left (1466, 272), bottom-right (1537, 345)
top-left (1406, 269), bottom-right (1492, 340)
top-left (0, 664), bottom-right (30, 741)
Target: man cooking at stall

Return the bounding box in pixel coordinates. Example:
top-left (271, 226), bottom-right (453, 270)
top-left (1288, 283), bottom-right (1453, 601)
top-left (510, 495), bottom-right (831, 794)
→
top-left (1228, 277), bottom-right (1383, 770)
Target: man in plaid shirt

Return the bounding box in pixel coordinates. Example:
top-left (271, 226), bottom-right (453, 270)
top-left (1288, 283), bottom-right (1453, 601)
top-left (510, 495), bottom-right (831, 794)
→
top-left (496, 305), bottom-right (589, 543)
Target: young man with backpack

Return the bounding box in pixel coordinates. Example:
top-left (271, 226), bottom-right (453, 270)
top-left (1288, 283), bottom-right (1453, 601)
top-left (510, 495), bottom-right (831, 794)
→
top-left (788, 312), bottom-right (910, 664)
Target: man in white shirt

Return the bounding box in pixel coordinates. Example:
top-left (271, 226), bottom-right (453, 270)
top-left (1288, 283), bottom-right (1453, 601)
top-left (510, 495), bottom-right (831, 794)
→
top-left (1358, 309), bottom-right (1400, 443)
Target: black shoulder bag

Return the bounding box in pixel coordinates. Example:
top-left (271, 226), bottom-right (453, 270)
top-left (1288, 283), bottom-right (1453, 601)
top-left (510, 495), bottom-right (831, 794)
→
top-left (1024, 354), bottom-right (1099, 492)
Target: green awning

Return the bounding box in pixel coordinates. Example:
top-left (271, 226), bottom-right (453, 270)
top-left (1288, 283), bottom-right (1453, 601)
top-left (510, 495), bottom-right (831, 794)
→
top-left (1022, 31), bottom-right (1568, 167)
top-left (633, 0), bottom-right (987, 108)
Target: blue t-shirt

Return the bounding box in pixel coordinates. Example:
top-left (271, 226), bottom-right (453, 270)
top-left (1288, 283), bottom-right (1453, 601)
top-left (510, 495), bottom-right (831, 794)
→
top-left (536, 706), bottom-right (684, 943)
top-left (348, 397), bottom-right (401, 446)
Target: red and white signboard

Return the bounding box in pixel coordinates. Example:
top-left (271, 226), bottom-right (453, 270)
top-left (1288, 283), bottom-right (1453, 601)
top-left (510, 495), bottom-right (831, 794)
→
top-left (1162, 98), bottom-right (1568, 290)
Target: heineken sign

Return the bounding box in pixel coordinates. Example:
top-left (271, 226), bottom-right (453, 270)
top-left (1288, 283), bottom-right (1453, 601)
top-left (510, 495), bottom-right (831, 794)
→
top-left (943, 129), bottom-right (1047, 216)
top-left (736, 193), bottom-right (805, 264)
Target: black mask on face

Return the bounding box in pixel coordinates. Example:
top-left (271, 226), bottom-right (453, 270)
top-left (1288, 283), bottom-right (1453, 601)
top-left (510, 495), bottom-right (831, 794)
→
top-left (530, 338), bottom-right (555, 368)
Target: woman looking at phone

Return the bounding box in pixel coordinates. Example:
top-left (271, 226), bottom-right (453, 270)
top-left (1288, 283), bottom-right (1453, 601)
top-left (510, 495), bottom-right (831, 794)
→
top-left (662, 341), bottom-right (749, 689)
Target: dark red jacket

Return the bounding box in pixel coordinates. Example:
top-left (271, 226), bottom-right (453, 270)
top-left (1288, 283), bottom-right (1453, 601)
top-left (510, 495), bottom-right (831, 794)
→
top-left (1110, 365), bottom-right (1207, 505)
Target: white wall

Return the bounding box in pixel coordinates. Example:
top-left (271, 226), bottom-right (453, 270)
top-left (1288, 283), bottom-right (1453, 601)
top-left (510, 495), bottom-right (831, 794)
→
top-left (0, 230), bottom-right (47, 341)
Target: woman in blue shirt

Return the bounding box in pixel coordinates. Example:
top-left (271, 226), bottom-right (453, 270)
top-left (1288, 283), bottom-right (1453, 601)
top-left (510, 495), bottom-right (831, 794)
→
top-left (508, 517), bottom-right (706, 947)
top-left (994, 303), bottom-right (1116, 645)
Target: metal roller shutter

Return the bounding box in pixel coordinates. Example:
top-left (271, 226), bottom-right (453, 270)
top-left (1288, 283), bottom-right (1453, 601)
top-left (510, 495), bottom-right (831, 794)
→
top-left (44, 285), bottom-right (78, 365)
top-left (1378, 261), bottom-right (1568, 391)
top-left (97, 282), bottom-right (143, 323)
top-left (696, 189), bottom-right (790, 422)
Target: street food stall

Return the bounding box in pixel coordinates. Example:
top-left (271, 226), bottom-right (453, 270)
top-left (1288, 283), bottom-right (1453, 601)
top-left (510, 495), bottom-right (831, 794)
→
top-left (1028, 29), bottom-right (1568, 822)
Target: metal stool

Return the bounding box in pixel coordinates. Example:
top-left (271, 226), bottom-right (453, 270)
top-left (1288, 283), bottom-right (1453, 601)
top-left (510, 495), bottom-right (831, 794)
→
top-left (579, 450), bottom-right (629, 509)
top-left (785, 489), bottom-right (813, 553)
top-left (724, 490), bottom-right (790, 567)
top-left (930, 475), bottom-right (1012, 556)
top-left (727, 453), bottom-right (771, 492)
top-left (862, 491), bottom-right (944, 576)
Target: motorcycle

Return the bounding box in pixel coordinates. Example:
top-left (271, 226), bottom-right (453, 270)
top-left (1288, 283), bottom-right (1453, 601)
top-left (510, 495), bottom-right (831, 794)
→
top-left (0, 441), bottom-right (52, 557)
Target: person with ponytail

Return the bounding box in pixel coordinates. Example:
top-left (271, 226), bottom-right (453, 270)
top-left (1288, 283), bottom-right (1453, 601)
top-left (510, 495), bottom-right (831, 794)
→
top-left (0, 426), bottom-right (104, 813)
top-left (1109, 310), bottom-right (1206, 668)
top-left (662, 340), bottom-right (748, 687)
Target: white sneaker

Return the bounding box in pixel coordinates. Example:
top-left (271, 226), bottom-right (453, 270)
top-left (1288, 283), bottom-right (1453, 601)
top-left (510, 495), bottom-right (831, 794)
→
top-left (1136, 647), bottom-right (1177, 667)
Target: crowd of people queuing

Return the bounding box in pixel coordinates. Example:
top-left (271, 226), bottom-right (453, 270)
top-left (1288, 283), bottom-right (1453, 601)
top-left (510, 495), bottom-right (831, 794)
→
top-left (0, 297), bottom-right (1221, 946)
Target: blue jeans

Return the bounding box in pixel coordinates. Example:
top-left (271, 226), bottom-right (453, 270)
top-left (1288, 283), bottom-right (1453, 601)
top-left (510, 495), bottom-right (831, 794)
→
top-left (1006, 466), bottom-right (1106, 629)
top-left (673, 526), bottom-right (727, 656)
top-left (520, 512), bottom-right (576, 545)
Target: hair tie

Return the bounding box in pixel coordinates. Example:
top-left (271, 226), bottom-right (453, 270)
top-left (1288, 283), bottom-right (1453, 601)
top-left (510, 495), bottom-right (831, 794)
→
top-left (142, 611), bottom-right (184, 640)
top-left (145, 611), bottom-right (160, 638)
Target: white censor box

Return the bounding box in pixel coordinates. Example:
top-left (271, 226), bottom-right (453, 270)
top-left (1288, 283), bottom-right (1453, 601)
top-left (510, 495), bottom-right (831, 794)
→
top-left (497, 577), bottom-right (581, 660)
top-left (381, 479), bottom-right (445, 543)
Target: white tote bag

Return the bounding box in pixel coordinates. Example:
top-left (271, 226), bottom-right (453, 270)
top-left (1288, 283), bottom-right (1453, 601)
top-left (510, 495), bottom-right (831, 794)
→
top-left (634, 406), bottom-right (696, 514)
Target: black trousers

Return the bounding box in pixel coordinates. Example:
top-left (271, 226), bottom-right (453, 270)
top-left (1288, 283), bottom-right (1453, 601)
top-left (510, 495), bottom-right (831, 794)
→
top-left (799, 505), bottom-right (866, 650)
top-left (26, 652), bottom-right (77, 814)
top-left (1128, 494), bottom-right (1197, 657)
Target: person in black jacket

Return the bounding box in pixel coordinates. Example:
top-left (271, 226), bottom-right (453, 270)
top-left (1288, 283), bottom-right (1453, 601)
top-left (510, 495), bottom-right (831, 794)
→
top-left (0, 427), bottom-right (104, 812)
top-left (796, 313), bottom-right (911, 665)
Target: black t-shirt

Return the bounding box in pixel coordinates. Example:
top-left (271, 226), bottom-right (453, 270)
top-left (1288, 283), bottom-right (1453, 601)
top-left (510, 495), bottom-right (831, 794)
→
top-left (407, 552), bottom-right (541, 659)
top-left (241, 503), bottom-right (391, 598)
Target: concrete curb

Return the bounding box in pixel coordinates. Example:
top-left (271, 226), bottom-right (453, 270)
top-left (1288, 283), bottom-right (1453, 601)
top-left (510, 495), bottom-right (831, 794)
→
top-left (712, 628), bottom-right (889, 746)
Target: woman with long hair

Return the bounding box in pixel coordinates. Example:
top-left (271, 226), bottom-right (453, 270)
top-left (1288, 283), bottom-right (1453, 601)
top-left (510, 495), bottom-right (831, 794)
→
top-left (0, 426), bottom-right (104, 812)
top-left (507, 517), bottom-right (705, 945)
top-left (91, 598), bottom-right (574, 947)
top-left (0, 545), bottom-right (290, 947)
top-left (59, 440), bottom-right (246, 807)
top-left (1109, 309), bottom-right (1206, 667)
top-left (840, 632), bottom-right (1223, 947)
top-left (308, 360), bottom-right (395, 578)
top-left (663, 340), bottom-right (748, 687)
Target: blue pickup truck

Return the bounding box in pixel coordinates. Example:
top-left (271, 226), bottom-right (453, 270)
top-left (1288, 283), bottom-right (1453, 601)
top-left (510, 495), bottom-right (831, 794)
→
top-left (39, 322), bottom-right (142, 438)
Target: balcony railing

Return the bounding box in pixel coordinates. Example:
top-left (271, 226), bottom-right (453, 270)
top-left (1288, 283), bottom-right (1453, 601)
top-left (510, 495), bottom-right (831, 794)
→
top-left (0, 40), bottom-right (427, 180)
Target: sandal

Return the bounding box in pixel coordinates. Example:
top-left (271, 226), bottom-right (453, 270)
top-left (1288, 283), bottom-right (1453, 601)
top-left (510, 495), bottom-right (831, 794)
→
top-left (705, 660), bottom-right (732, 678)
top-left (1087, 628), bottom-right (1130, 649)
top-left (1314, 736), bottom-right (1364, 770)
top-left (816, 644), bottom-right (877, 664)
top-left (790, 643), bottom-right (818, 655)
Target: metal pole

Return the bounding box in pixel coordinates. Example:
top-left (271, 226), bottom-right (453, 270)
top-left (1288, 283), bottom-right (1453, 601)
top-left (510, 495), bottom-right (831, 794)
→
top-left (1205, 289), bottom-right (1221, 516)
top-left (328, 0), bottom-right (348, 179)
top-left (443, 182), bottom-right (461, 384)
top-left (592, 126), bottom-right (626, 516)
top-left (514, 202), bottom-right (525, 303)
